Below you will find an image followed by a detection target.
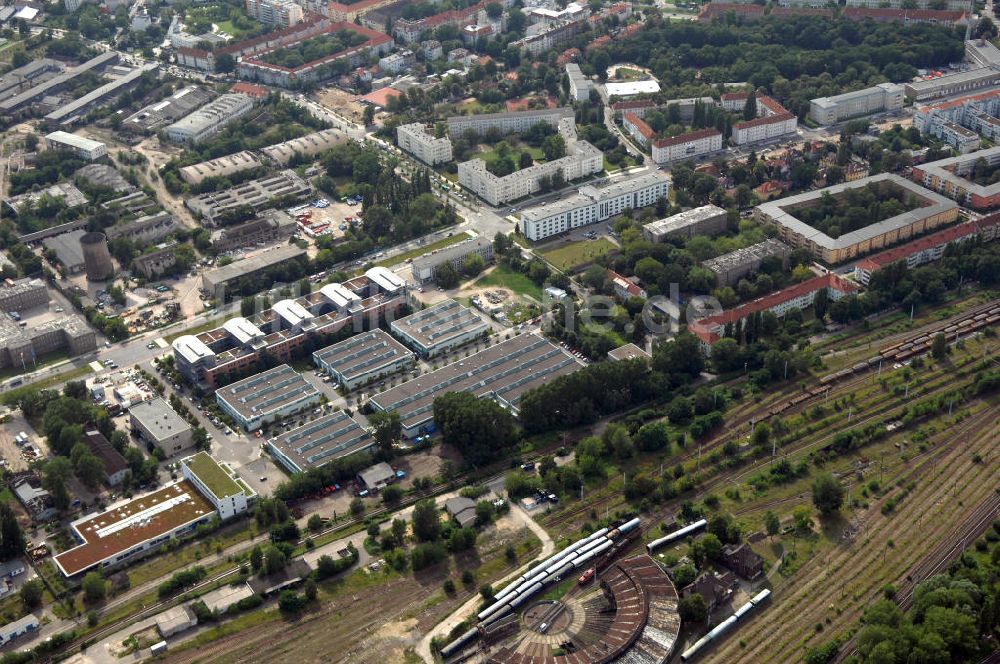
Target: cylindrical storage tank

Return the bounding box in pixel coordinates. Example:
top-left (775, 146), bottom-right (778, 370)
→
top-left (80, 232), bottom-right (114, 281)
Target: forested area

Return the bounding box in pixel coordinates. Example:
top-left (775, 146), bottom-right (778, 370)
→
top-left (591, 15), bottom-right (964, 118)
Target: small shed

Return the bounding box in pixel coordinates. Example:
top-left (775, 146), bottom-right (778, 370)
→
top-left (156, 605), bottom-right (196, 638)
top-left (0, 614), bottom-right (38, 645)
top-left (444, 496), bottom-right (477, 529)
top-left (358, 462), bottom-right (395, 491)
top-left (247, 559), bottom-right (312, 596)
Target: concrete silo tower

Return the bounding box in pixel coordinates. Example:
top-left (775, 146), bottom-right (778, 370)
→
top-left (80, 232), bottom-right (114, 281)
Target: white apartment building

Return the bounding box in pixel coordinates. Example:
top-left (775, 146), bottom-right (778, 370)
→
top-left (519, 171), bottom-right (670, 241)
top-left (652, 128), bottom-right (723, 164)
top-left (446, 107), bottom-right (574, 138)
top-left (732, 114), bottom-right (798, 145)
top-left (396, 123), bottom-right (454, 165)
top-left (915, 88), bottom-right (1000, 152)
top-left (165, 94), bottom-right (254, 144)
top-left (809, 82), bottom-right (905, 125)
top-left (245, 0), bottom-right (303, 26)
top-left (566, 63), bottom-right (591, 102)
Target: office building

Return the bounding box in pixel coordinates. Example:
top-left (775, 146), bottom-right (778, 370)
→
top-left (44, 131), bottom-right (107, 160)
top-left (216, 364), bottom-right (321, 431)
top-left (173, 268), bottom-right (407, 389)
top-left (180, 451), bottom-right (257, 520)
top-left (411, 235), bottom-right (494, 284)
top-left (689, 273), bottom-right (859, 352)
top-left (756, 174), bottom-right (960, 264)
top-left (165, 93), bottom-right (255, 144)
top-left (53, 481), bottom-right (216, 577)
top-left (0, 278), bottom-right (49, 313)
top-left (0, 313), bottom-right (95, 368)
top-left (701, 239), bottom-right (792, 287)
top-left (396, 123), bottom-right (454, 166)
top-left (122, 86), bottom-right (215, 134)
top-left (261, 128), bottom-right (347, 165)
top-left (210, 209), bottom-right (297, 252)
top-left (267, 410), bottom-right (373, 473)
top-left (369, 333), bottom-right (582, 437)
top-left (245, 0), bottom-right (304, 26)
top-left (566, 63), bottom-right (591, 102)
top-left (179, 151), bottom-right (263, 185)
top-left (854, 213), bottom-right (1000, 285)
top-left (390, 299), bottom-right (488, 358)
top-left (519, 171), bottom-right (670, 241)
top-left (446, 107), bottom-right (574, 138)
top-left (200, 245), bottom-right (307, 295)
top-left (809, 83), bottom-right (905, 125)
top-left (313, 328), bottom-right (415, 390)
top-left (129, 399), bottom-right (194, 456)
top-left (912, 146), bottom-right (1000, 209)
top-left (904, 67), bottom-right (1000, 101)
top-left (186, 170), bottom-right (312, 225)
top-left (643, 205), bottom-right (728, 243)
top-left (652, 128), bottom-right (723, 164)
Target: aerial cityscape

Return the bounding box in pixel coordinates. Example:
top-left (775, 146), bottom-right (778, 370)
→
top-left (0, 0), bottom-right (995, 662)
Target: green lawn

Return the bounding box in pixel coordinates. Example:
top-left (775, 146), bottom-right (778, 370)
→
top-left (615, 67), bottom-right (647, 80)
top-left (472, 264), bottom-right (543, 301)
top-left (374, 232), bottom-right (470, 268)
top-left (539, 238), bottom-right (617, 271)
top-left (477, 144), bottom-right (545, 171)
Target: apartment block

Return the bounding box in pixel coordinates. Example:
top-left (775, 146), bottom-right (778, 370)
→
top-left (652, 128), bottom-right (724, 164)
top-left (396, 123), bottom-right (454, 166)
top-left (566, 63), bottom-right (591, 102)
top-left (519, 171), bottom-right (670, 241)
top-left (245, 0), bottom-right (304, 26)
top-left (446, 107), bottom-right (574, 138)
top-left (912, 146), bottom-right (1000, 209)
top-left (915, 88), bottom-right (1000, 152)
top-left (701, 239), bottom-right (792, 287)
top-left (643, 205), bottom-right (728, 243)
top-left (728, 93), bottom-right (798, 146)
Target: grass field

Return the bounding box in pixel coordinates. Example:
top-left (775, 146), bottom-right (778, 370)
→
top-left (374, 232), bottom-right (469, 267)
top-left (477, 144), bottom-right (545, 172)
top-left (539, 238), bottom-right (617, 271)
top-left (472, 264), bottom-right (543, 301)
top-left (615, 67), bottom-right (647, 80)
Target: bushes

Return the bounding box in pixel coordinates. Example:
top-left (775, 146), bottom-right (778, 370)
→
top-left (410, 542), bottom-right (447, 570)
top-left (315, 543), bottom-right (358, 580)
top-left (158, 566), bottom-right (207, 599)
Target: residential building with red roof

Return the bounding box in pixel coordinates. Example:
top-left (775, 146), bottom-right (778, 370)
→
top-left (689, 273), bottom-right (859, 351)
top-left (842, 6), bottom-right (969, 24)
top-left (698, 3), bottom-right (765, 21)
top-left (586, 34), bottom-right (611, 51)
top-left (853, 213), bottom-right (1000, 284)
top-left (623, 111), bottom-right (655, 146)
top-left (230, 82), bottom-right (269, 99)
top-left (725, 93), bottom-right (798, 146)
top-left (557, 47), bottom-right (582, 66)
top-left (771, 6), bottom-right (833, 17)
top-left (652, 128), bottom-right (723, 165)
top-left (608, 269), bottom-right (647, 300)
top-left (912, 146), bottom-right (1000, 210)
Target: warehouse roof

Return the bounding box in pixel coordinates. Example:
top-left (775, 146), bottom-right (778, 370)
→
top-left (129, 399), bottom-right (191, 443)
top-left (45, 131), bottom-right (105, 152)
top-left (267, 410), bottom-right (372, 473)
top-left (261, 128), bottom-right (347, 165)
top-left (202, 245), bottom-right (306, 290)
top-left (216, 364), bottom-right (318, 423)
top-left (313, 329), bottom-right (413, 385)
top-left (390, 299), bottom-right (488, 353)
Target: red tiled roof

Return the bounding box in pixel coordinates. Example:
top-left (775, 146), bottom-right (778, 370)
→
top-left (735, 111), bottom-right (796, 130)
top-left (843, 6), bottom-right (967, 21)
top-left (856, 215), bottom-right (1000, 271)
top-left (621, 22), bottom-right (643, 36)
top-left (219, 13), bottom-right (328, 55)
top-left (608, 268), bottom-right (644, 297)
top-left (556, 47), bottom-right (582, 66)
top-left (360, 86), bottom-right (402, 107)
top-left (721, 92), bottom-right (749, 102)
top-left (918, 87), bottom-right (1000, 113)
top-left (240, 22), bottom-right (391, 74)
top-left (771, 6), bottom-right (832, 16)
top-left (757, 94), bottom-right (786, 115)
top-left (586, 35), bottom-right (611, 50)
top-left (231, 82), bottom-right (268, 98)
top-left (612, 99), bottom-right (658, 111)
top-left (690, 273), bottom-right (859, 344)
top-left (624, 112), bottom-right (655, 140)
top-left (653, 127), bottom-right (721, 148)
top-left (699, 3), bottom-right (765, 19)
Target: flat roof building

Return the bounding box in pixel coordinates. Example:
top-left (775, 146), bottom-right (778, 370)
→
top-left (603, 80), bottom-right (661, 99)
top-left (446, 107), bottom-right (574, 138)
top-left (129, 399), bottom-right (194, 457)
top-left (912, 145), bottom-right (1000, 209)
top-left (210, 209), bottom-right (297, 252)
top-left (267, 409), bottom-right (373, 473)
top-left (755, 174), bottom-right (961, 264)
top-left (44, 131), bottom-right (107, 161)
top-left (607, 342), bottom-right (651, 362)
top-left (904, 67), bottom-right (1000, 101)
top-left (369, 333), bottom-right (581, 437)
top-left (358, 461), bottom-right (396, 490)
top-left (809, 83), bottom-right (905, 125)
top-left (53, 481), bottom-right (216, 577)
top-left (396, 123), bottom-right (454, 166)
top-left (44, 64), bottom-right (159, 127)
top-left (216, 364), bottom-right (321, 431)
top-left (701, 239), bottom-right (792, 287)
top-left (0, 278), bottom-right (49, 312)
top-left (179, 151), bottom-right (262, 185)
top-left (123, 85), bottom-right (215, 133)
top-left (642, 205), bottom-right (728, 243)
top-left (411, 235), bottom-right (494, 284)
top-left (0, 51), bottom-right (118, 114)
top-left (180, 451), bottom-right (256, 520)
top-left (566, 63), bottom-right (591, 102)
top-left (0, 313), bottom-right (96, 369)
top-left (165, 93), bottom-right (255, 144)
top-left (390, 299), bottom-right (488, 358)
top-left (519, 171), bottom-right (670, 241)
top-left (313, 328), bottom-right (415, 390)
top-left (186, 170), bottom-right (312, 225)
top-left (7, 183), bottom-right (87, 216)
top-left (201, 245), bottom-right (308, 295)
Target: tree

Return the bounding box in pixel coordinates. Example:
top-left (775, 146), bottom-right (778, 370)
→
top-left (363, 104), bottom-right (376, 126)
top-left (41, 457), bottom-right (72, 511)
top-left (382, 484), bottom-right (403, 506)
top-left (82, 572), bottom-right (107, 604)
top-left (75, 453), bottom-right (106, 490)
top-left (411, 499), bottom-right (441, 542)
top-left (263, 545), bottom-right (288, 576)
top-left (369, 410), bottom-right (401, 454)
top-left (931, 332), bottom-right (947, 360)
top-left (20, 579), bottom-right (42, 610)
top-left (678, 593), bottom-right (707, 622)
top-left (743, 91), bottom-right (757, 121)
top-left (764, 511), bottom-right (780, 540)
top-left (0, 503), bottom-right (23, 561)
top-left (462, 253), bottom-right (485, 277)
top-left (432, 392), bottom-right (518, 467)
top-left (350, 497), bottom-right (365, 517)
top-left (436, 261), bottom-right (460, 289)
top-left (278, 590), bottom-right (305, 614)
top-left (307, 514), bottom-right (324, 533)
top-left (215, 53), bottom-right (235, 73)
top-left (391, 518), bottom-right (407, 545)
top-left (250, 545), bottom-right (263, 572)
top-left (812, 473), bottom-right (845, 517)
top-left (542, 134), bottom-right (566, 161)
top-left (304, 578), bottom-right (318, 602)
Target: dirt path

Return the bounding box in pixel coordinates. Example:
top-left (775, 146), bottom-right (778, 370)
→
top-left (706, 404), bottom-right (999, 663)
top-left (415, 505), bottom-right (555, 663)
